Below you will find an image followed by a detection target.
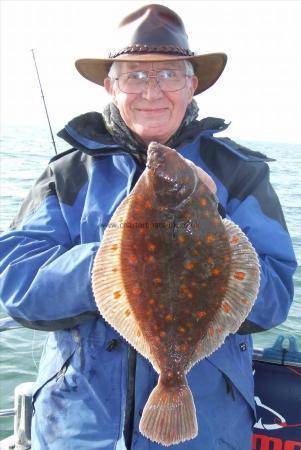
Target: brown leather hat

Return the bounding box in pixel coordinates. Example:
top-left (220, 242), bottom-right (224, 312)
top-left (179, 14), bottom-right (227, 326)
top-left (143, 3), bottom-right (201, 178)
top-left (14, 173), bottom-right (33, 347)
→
top-left (75, 4), bottom-right (227, 95)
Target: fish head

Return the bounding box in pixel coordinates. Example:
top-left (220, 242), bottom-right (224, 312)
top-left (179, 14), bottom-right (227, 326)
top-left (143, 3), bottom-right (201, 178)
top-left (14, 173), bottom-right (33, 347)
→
top-left (146, 142), bottom-right (198, 208)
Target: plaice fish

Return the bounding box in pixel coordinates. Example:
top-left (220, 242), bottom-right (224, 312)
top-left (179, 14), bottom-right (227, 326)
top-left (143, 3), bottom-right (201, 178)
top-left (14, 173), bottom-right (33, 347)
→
top-left (92, 142), bottom-right (260, 446)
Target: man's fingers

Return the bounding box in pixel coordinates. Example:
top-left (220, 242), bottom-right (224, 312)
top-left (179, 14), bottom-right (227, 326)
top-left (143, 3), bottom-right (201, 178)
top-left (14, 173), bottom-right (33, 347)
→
top-left (187, 160), bottom-right (217, 194)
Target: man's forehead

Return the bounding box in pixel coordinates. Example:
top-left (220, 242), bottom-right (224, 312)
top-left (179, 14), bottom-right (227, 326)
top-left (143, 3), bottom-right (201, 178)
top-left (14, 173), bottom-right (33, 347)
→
top-left (115, 60), bottom-right (186, 72)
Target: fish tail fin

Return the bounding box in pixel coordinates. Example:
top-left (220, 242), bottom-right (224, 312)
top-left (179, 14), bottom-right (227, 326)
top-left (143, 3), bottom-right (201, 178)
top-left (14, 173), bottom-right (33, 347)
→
top-left (139, 375), bottom-right (198, 446)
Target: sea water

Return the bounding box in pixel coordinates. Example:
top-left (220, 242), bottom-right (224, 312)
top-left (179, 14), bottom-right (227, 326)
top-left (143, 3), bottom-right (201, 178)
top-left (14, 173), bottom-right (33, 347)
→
top-left (0, 124), bottom-right (300, 439)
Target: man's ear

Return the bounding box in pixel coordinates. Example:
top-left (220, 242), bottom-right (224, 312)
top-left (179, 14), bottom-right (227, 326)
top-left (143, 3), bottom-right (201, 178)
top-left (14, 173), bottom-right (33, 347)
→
top-left (104, 77), bottom-right (118, 105)
top-left (104, 77), bottom-right (113, 95)
top-left (190, 75), bottom-right (198, 99)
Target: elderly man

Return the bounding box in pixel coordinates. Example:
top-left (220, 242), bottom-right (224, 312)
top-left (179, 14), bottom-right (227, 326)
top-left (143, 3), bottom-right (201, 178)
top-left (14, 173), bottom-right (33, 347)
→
top-left (0, 4), bottom-right (296, 450)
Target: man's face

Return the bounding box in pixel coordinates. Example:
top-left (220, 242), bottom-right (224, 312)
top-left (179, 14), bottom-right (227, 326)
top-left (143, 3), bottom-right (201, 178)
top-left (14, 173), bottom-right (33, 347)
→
top-left (104, 61), bottom-right (198, 145)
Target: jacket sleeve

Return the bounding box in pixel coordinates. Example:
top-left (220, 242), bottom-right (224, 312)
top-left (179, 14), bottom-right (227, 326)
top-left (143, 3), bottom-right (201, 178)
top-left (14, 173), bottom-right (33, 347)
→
top-left (0, 164), bottom-right (99, 331)
top-left (225, 159), bottom-right (297, 334)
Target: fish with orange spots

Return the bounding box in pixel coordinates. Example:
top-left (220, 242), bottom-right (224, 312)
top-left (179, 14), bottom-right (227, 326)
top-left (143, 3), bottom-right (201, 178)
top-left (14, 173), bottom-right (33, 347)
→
top-left (92, 142), bottom-right (260, 446)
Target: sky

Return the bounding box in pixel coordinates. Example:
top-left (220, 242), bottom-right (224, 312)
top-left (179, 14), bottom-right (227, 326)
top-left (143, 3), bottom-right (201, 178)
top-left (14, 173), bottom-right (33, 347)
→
top-left (1, 0), bottom-right (301, 143)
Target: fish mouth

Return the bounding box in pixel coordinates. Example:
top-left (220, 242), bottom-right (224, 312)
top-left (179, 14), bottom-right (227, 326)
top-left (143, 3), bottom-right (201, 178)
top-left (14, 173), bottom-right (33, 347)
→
top-left (146, 142), bottom-right (167, 171)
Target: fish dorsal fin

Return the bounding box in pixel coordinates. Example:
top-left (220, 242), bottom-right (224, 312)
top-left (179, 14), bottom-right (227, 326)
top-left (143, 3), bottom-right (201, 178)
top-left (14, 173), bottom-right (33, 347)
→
top-left (187, 219), bottom-right (260, 370)
top-left (92, 195), bottom-right (159, 373)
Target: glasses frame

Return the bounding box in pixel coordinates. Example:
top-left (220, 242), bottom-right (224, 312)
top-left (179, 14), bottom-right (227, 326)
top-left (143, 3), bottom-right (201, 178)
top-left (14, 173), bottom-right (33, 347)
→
top-left (114, 69), bottom-right (191, 94)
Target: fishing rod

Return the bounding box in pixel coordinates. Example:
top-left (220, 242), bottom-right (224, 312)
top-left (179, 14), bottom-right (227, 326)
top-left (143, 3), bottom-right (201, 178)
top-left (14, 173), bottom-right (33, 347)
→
top-left (31, 49), bottom-right (57, 155)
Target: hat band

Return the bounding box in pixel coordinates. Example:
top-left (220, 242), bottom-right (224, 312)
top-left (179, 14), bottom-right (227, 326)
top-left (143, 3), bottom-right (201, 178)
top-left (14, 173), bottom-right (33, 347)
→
top-left (109, 44), bottom-right (195, 58)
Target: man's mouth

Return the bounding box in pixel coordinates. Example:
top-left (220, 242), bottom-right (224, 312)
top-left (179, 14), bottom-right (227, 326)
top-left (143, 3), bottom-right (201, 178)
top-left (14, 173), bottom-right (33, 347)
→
top-left (137, 108), bottom-right (168, 113)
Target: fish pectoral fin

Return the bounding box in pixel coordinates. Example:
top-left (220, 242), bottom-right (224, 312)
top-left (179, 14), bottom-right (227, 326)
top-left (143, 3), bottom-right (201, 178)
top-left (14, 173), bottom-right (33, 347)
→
top-left (92, 194), bottom-right (159, 372)
top-left (187, 219), bottom-right (260, 370)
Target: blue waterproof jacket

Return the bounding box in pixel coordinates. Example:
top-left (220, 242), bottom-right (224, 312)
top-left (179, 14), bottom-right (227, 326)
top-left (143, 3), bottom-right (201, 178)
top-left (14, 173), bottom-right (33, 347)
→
top-left (0, 113), bottom-right (297, 450)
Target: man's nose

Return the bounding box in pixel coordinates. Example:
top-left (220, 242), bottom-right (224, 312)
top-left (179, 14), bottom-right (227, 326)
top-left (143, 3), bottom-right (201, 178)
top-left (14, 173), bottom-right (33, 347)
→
top-left (142, 76), bottom-right (163, 100)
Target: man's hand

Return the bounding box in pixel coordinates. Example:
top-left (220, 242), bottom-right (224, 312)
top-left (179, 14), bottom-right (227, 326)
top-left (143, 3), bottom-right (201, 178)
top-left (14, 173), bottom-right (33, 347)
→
top-left (186, 159), bottom-right (217, 194)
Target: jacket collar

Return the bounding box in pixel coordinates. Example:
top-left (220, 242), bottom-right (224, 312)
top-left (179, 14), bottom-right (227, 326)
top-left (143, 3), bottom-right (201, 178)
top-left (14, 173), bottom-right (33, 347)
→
top-left (57, 111), bottom-right (230, 157)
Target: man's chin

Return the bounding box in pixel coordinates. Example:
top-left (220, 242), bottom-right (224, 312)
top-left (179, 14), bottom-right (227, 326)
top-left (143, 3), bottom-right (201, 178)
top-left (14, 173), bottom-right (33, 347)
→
top-left (135, 131), bottom-right (171, 146)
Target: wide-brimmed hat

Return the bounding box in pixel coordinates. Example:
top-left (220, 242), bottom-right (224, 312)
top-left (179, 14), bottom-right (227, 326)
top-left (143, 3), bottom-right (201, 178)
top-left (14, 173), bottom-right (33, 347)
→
top-left (75, 4), bottom-right (227, 95)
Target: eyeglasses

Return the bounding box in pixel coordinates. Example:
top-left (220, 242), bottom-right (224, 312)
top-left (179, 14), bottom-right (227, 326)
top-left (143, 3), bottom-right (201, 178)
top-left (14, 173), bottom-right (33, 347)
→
top-left (115, 69), bottom-right (190, 94)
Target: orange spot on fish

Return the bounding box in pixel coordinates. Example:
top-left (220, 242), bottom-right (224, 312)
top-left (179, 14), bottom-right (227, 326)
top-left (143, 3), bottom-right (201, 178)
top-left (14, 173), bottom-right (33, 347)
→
top-left (201, 282), bottom-right (208, 288)
top-left (125, 309), bottom-right (131, 317)
top-left (177, 235), bottom-right (186, 243)
top-left (241, 298), bottom-right (250, 305)
top-left (223, 302), bottom-right (231, 313)
top-left (184, 212), bottom-right (192, 219)
top-left (111, 244), bottom-right (118, 251)
top-left (159, 303), bottom-right (164, 309)
top-left (136, 330), bottom-right (141, 337)
top-left (196, 240), bottom-right (202, 246)
top-left (199, 198), bottom-right (208, 207)
top-left (186, 292), bottom-right (193, 299)
top-left (207, 257), bottom-right (214, 265)
top-left (153, 277), bottom-right (162, 284)
top-left (153, 336), bottom-right (161, 345)
top-left (166, 370), bottom-right (173, 378)
top-left (132, 287), bottom-right (141, 295)
top-left (113, 291), bottom-right (121, 299)
top-left (206, 234), bottom-right (215, 243)
top-left (231, 236), bottom-right (240, 245)
top-left (224, 255), bottom-right (230, 262)
top-left (146, 255), bottom-right (155, 264)
top-left (144, 200), bottom-right (152, 209)
top-left (148, 298), bottom-right (156, 305)
top-left (187, 322), bottom-right (193, 328)
top-left (129, 255), bottom-right (137, 265)
top-left (159, 206), bottom-right (165, 212)
top-left (112, 267), bottom-right (118, 273)
top-left (211, 267), bottom-right (221, 277)
top-left (160, 331), bottom-right (166, 338)
top-left (165, 314), bottom-right (173, 322)
top-left (234, 271), bottom-right (246, 281)
top-left (135, 194), bottom-right (144, 201)
top-left (212, 217), bottom-right (220, 225)
top-left (147, 243), bottom-right (157, 252)
top-left (139, 228), bottom-right (145, 236)
top-left (184, 261), bottom-right (194, 270)
top-left (177, 326), bottom-right (186, 334)
top-left (209, 327), bottom-right (215, 336)
top-left (196, 311), bottom-right (207, 319)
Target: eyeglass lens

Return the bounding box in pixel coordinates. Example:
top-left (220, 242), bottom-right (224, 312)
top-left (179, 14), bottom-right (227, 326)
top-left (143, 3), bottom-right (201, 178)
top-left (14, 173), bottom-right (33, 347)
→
top-left (117, 70), bottom-right (188, 93)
